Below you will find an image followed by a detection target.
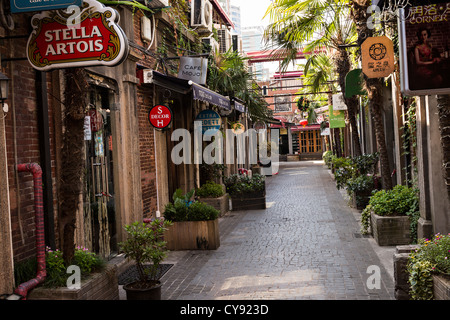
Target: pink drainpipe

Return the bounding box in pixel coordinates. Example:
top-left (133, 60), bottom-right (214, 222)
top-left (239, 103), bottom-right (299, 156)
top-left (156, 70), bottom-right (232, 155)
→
top-left (14, 163), bottom-right (46, 300)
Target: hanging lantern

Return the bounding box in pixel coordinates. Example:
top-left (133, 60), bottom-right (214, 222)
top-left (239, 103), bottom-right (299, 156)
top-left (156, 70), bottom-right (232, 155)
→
top-left (300, 119), bottom-right (308, 128)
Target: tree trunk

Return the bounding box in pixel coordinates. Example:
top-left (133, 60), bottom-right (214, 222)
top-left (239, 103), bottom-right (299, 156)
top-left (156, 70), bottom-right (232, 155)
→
top-left (334, 48), bottom-right (362, 157)
top-left (60, 68), bottom-right (89, 264)
top-left (436, 94), bottom-right (450, 200)
top-left (350, 0), bottom-right (393, 190)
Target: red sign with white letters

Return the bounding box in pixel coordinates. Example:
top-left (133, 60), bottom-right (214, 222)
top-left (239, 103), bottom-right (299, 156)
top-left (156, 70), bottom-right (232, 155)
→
top-left (148, 105), bottom-right (173, 130)
top-left (26, 0), bottom-right (128, 71)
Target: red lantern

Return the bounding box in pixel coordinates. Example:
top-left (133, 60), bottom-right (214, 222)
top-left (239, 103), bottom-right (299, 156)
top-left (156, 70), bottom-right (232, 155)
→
top-left (300, 119), bottom-right (308, 128)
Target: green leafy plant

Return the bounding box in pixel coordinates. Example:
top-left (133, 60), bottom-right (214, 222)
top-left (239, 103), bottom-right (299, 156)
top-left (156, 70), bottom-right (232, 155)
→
top-left (120, 219), bottom-right (172, 284)
top-left (322, 151), bottom-right (334, 168)
top-left (359, 185), bottom-right (419, 240)
top-left (407, 233), bottom-right (450, 300)
top-left (223, 173), bottom-right (265, 197)
top-left (196, 181), bottom-right (225, 198)
top-left (163, 189), bottom-right (219, 222)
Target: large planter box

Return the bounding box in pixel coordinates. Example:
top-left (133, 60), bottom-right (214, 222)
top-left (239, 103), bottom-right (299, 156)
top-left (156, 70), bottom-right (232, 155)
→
top-left (230, 189), bottom-right (266, 211)
top-left (28, 264), bottom-right (119, 300)
top-left (199, 193), bottom-right (229, 217)
top-left (370, 212), bottom-right (411, 246)
top-left (164, 219), bottom-right (220, 250)
top-left (287, 154), bottom-right (299, 161)
top-left (433, 274), bottom-right (450, 300)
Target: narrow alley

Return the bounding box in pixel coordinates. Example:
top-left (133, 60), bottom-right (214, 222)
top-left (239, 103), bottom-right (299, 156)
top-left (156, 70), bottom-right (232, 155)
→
top-left (144, 161), bottom-right (395, 300)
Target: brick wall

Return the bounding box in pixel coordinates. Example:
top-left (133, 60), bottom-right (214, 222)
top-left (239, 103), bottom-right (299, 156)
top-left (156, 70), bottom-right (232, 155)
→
top-left (1, 13), bottom-right (59, 264)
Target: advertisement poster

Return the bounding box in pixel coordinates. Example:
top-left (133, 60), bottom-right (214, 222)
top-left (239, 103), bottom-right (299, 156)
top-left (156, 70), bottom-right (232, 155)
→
top-left (328, 105), bottom-right (346, 129)
top-left (399, 2), bottom-right (450, 95)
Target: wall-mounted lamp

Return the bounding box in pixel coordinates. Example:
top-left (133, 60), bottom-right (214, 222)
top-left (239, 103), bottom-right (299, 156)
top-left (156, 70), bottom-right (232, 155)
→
top-left (0, 71), bottom-right (10, 113)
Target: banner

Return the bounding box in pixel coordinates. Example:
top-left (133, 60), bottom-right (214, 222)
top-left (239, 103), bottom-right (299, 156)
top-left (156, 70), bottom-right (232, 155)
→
top-left (328, 105), bottom-right (345, 128)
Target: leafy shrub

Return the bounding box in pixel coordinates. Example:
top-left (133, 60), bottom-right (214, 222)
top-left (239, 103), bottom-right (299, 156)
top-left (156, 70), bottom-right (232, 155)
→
top-left (13, 246), bottom-right (105, 288)
top-left (163, 189), bottom-right (219, 222)
top-left (223, 173), bottom-right (265, 197)
top-left (322, 151), bottom-right (334, 168)
top-left (369, 185), bottom-right (418, 216)
top-left (407, 233), bottom-right (450, 299)
top-left (346, 174), bottom-right (375, 194)
top-left (196, 181), bottom-right (224, 198)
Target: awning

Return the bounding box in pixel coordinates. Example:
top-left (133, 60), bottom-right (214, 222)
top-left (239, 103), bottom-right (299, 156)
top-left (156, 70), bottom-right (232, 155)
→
top-left (232, 98), bottom-right (246, 113)
top-left (192, 83), bottom-right (231, 110)
top-left (147, 70), bottom-right (231, 110)
top-left (290, 124), bottom-right (321, 131)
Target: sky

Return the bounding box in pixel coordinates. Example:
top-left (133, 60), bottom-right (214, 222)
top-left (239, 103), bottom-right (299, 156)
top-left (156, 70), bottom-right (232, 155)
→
top-left (231, 0), bottom-right (273, 28)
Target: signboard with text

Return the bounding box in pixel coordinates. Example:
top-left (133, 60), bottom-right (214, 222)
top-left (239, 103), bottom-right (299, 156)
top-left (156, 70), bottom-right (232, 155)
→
top-left (148, 105), bottom-right (173, 130)
top-left (398, 2), bottom-right (450, 95)
top-left (26, 0), bottom-right (129, 71)
top-left (361, 36), bottom-right (395, 78)
top-left (10, 0), bottom-right (82, 13)
top-left (195, 109), bottom-right (222, 135)
top-left (178, 57), bottom-right (208, 85)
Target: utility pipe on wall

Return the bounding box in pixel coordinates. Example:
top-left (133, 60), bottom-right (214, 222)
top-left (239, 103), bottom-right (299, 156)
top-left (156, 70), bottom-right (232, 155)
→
top-left (14, 163), bottom-right (46, 300)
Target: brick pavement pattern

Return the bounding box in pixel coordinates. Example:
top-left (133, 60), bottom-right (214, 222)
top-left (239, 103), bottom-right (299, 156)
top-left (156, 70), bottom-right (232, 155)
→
top-left (160, 161), bottom-right (395, 300)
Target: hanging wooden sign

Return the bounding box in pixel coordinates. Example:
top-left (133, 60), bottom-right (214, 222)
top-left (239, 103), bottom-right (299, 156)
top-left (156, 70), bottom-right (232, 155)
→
top-left (361, 36), bottom-right (395, 78)
top-left (26, 0), bottom-right (129, 71)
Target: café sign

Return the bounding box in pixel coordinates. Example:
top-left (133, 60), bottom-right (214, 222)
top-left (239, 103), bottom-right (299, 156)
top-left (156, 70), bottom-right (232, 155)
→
top-left (26, 0), bottom-right (129, 71)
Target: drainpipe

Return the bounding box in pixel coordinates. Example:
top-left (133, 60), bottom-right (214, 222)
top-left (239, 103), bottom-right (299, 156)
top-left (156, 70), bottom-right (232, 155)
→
top-left (13, 163), bottom-right (46, 300)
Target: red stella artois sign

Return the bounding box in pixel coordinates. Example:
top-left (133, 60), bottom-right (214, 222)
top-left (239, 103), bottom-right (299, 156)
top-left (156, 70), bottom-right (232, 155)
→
top-left (148, 105), bottom-right (173, 130)
top-left (27, 0), bottom-right (129, 71)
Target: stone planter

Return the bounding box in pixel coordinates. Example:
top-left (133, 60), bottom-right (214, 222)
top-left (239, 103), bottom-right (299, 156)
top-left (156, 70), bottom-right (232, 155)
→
top-left (164, 219), bottom-right (220, 250)
top-left (199, 193), bottom-right (229, 217)
top-left (28, 264), bottom-right (119, 300)
top-left (370, 212), bottom-right (411, 246)
top-left (433, 274), bottom-right (450, 300)
top-left (287, 154), bottom-right (299, 161)
top-left (230, 189), bottom-right (266, 211)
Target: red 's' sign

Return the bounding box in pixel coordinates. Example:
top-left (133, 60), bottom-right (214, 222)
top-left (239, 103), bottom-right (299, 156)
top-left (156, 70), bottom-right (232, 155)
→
top-left (148, 105), bottom-right (172, 130)
top-left (26, 0), bottom-right (128, 71)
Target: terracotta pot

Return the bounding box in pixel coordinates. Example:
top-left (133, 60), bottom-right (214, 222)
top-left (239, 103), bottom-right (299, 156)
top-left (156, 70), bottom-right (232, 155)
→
top-left (123, 280), bottom-right (162, 300)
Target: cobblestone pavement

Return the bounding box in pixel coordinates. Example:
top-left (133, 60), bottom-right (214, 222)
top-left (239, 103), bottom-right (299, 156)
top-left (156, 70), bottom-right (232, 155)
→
top-left (159, 161), bottom-right (395, 300)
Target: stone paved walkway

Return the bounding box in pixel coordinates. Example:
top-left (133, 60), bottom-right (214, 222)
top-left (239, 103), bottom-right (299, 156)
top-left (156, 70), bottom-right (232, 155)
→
top-left (158, 161), bottom-right (395, 300)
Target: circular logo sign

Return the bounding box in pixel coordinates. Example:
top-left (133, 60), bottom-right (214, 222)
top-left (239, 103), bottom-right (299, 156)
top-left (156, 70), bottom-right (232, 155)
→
top-left (148, 105), bottom-right (172, 130)
top-left (369, 43), bottom-right (387, 60)
top-left (195, 109), bottom-right (222, 135)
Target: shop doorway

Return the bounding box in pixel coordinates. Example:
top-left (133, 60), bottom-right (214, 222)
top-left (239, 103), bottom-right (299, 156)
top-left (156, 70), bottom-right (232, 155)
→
top-left (83, 86), bottom-right (117, 259)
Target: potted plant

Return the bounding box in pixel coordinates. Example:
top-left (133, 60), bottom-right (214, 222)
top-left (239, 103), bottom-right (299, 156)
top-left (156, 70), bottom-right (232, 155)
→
top-left (407, 233), bottom-right (450, 300)
top-left (120, 219), bottom-right (172, 300)
top-left (360, 185), bottom-right (419, 246)
top-left (196, 181), bottom-right (229, 217)
top-left (223, 173), bottom-right (266, 210)
top-left (163, 189), bottom-right (220, 250)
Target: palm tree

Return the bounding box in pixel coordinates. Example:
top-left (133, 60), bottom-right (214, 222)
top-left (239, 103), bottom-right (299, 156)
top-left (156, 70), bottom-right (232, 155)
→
top-left (349, 0), bottom-right (393, 190)
top-left (207, 49), bottom-right (273, 121)
top-left (264, 0), bottom-right (362, 156)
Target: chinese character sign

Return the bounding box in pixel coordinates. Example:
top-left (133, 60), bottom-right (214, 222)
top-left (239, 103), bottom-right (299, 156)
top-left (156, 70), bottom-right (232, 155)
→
top-left (398, 2), bottom-right (450, 95)
top-left (361, 36), bottom-right (395, 78)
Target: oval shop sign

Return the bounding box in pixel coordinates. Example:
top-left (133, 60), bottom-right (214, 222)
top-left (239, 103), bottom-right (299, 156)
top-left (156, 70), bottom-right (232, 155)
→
top-left (195, 109), bottom-right (222, 135)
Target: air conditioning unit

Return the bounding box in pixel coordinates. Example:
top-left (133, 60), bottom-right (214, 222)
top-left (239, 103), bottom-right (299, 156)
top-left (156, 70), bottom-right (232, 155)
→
top-left (201, 37), bottom-right (219, 54)
top-left (145, 0), bottom-right (169, 8)
top-left (191, 0), bottom-right (213, 32)
top-left (218, 28), bottom-right (232, 53)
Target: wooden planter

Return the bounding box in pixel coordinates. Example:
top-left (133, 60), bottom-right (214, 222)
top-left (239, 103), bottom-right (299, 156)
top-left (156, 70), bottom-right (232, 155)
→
top-left (370, 212), bottom-right (411, 246)
top-left (230, 189), bottom-right (266, 211)
top-left (164, 219), bottom-right (220, 250)
top-left (198, 193), bottom-right (229, 217)
top-left (28, 264), bottom-right (119, 300)
top-left (433, 274), bottom-right (450, 300)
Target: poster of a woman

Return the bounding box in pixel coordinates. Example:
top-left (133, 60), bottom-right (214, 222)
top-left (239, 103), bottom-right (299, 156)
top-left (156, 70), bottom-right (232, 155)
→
top-left (399, 2), bottom-right (450, 95)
